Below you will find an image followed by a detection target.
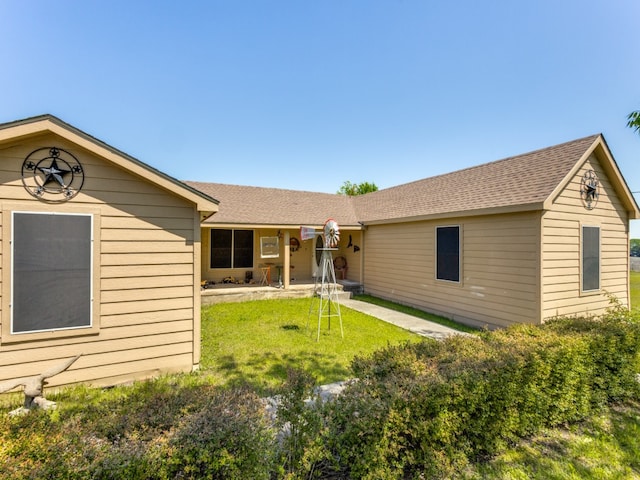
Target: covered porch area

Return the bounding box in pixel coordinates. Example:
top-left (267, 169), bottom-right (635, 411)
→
top-left (199, 224), bottom-right (364, 292)
top-left (200, 279), bottom-right (363, 305)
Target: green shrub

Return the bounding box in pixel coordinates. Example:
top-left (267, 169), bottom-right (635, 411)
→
top-left (161, 386), bottom-right (276, 480)
top-left (312, 314), bottom-right (640, 479)
top-left (272, 368), bottom-right (326, 479)
top-left (0, 382), bottom-right (277, 480)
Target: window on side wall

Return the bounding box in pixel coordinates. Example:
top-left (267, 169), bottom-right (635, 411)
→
top-left (436, 225), bottom-right (460, 282)
top-left (582, 225), bottom-right (600, 292)
top-left (11, 212), bottom-right (93, 334)
top-left (210, 229), bottom-right (254, 269)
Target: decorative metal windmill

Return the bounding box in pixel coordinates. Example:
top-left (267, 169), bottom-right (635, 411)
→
top-left (307, 219), bottom-right (343, 341)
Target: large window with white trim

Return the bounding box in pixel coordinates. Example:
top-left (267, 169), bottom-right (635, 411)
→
top-left (11, 212), bottom-right (93, 334)
top-left (210, 229), bottom-right (254, 268)
top-left (436, 225), bottom-right (460, 282)
top-left (582, 225), bottom-right (600, 292)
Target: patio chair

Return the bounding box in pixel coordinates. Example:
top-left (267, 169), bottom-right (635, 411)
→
top-left (334, 256), bottom-right (348, 280)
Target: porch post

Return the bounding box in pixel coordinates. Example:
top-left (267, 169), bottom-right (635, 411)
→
top-left (283, 230), bottom-right (290, 289)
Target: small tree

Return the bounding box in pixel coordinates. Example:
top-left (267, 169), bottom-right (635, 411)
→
top-left (627, 111), bottom-right (640, 135)
top-left (337, 180), bottom-right (378, 196)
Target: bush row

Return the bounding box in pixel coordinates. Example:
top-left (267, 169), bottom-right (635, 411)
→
top-left (1, 309), bottom-right (639, 479)
top-left (0, 385), bottom-right (276, 480)
top-left (310, 311), bottom-right (640, 478)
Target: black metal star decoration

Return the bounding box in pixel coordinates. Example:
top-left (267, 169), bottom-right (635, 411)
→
top-left (21, 147), bottom-right (85, 203)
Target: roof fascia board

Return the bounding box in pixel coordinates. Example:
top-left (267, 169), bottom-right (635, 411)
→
top-left (543, 136), bottom-right (600, 211)
top-left (362, 203), bottom-right (545, 226)
top-left (594, 139), bottom-right (640, 218)
top-left (202, 222), bottom-right (364, 230)
top-left (0, 116), bottom-right (219, 214)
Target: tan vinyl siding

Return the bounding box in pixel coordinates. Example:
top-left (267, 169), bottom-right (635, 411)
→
top-left (542, 153), bottom-right (630, 319)
top-left (363, 212), bottom-right (540, 329)
top-left (0, 209), bottom-right (3, 341)
top-left (0, 134), bottom-right (201, 388)
top-left (290, 232), bottom-right (315, 281)
top-left (334, 230), bottom-right (362, 282)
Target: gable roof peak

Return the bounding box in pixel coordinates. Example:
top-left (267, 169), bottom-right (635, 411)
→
top-left (0, 114), bottom-right (219, 214)
top-left (353, 134), bottom-right (604, 224)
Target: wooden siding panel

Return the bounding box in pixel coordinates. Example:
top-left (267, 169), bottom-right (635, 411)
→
top-left (102, 241), bottom-right (193, 254)
top-left (0, 330), bottom-right (193, 367)
top-left (59, 353), bottom-right (194, 388)
top-left (0, 349), bottom-right (194, 389)
top-left (0, 133), bottom-right (200, 387)
top-left (101, 228), bottom-right (194, 242)
top-left (542, 154), bottom-right (631, 319)
top-left (100, 252), bottom-right (194, 266)
top-left (101, 286), bottom-right (194, 303)
top-left (103, 263), bottom-right (193, 278)
top-left (101, 297), bottom-right (194, 316)
top-left (102, 275), bottom-right (194, 290)
top-left (364, 212), bottom-right (540, 328)
top-left (0, 311), bottom-right (194, 353)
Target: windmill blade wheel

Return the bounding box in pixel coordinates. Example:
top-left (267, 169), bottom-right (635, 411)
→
top-left (324, 219), bottom-right (340, 248)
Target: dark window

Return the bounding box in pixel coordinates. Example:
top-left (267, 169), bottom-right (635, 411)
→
top-left (210, 229), bottom-right (254, 269)
top-left (582, 226), bottom-right (600, 291)
top-left (233, 230), bottom-right (254, 268)
top-left (436, 226), bottom-right (460, 282)
top-left (12, 212), bottom-right (92, 334)
top-left (211, 229), bottom-right (232, 268)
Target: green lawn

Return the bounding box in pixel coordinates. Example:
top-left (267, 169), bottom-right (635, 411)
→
top-left (199, 297), bottom-right (423, 394)
top-left (462, 401), bottom-right (640, 479)
top-left (1, 292), bottom-right (639, 478)
top-left (631, 271), bottom-right (640, 311)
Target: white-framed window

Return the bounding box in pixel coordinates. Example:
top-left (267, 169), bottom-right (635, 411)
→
top-left (436, 225), bottom-right (460, 283)
top-left (11, 211), bottom-right (94, 334)
top-left (260, 236), bottom-right (280, 258)
top-left (210, 229), bottom-right (254, 268)
top-left (581, 225), bottom-right (600, 292)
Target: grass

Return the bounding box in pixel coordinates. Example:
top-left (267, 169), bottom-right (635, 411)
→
top-left (1, 290), bottom-right (640, 478)
top-left (199, 297), bottom-right (424, 394)
top-left (462, 401), bottom-right (640, 479)
top-left (631, 271), bottom-right (640, 311)
top-left (459, 273), bottom-right (640, 479)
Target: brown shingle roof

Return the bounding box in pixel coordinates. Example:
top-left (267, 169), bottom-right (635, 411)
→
top-left (353, 134), bottom-right (601, 223)
top-left (184, 182), bottom-right (361, 227)
top-left (187, 135), bottom-right (603, 227)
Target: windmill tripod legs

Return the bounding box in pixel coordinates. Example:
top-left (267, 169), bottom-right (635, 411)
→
top-left (307, 249), bottom-right (343, 341)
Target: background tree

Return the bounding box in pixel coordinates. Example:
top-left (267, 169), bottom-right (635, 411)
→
top-left (627, 110), bottom-right (640, 135)
top-left (628, 110), bottom-right (640, 247)
top-left (337, 180), bottom-right (378, 196)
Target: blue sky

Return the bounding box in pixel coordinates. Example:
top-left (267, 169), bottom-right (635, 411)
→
top-left (2, 1), bottom-right (640, 233)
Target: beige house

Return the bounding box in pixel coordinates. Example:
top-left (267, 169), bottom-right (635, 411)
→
top-left (189, 134), bottom-right (639, 329)
top-left (0, 115), bottom-right (636, 390)
top-left (0, 115), bottom-right (218, 388)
